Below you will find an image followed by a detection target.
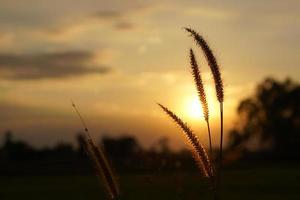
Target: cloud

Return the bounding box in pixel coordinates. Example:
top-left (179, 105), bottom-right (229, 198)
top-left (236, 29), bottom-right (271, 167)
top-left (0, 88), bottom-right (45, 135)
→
top-left (91, 10), bottom-right (122, 19)
top-left (0, 0), bottom-right (153, 30)
top-left (90, 10), bottom-right (136, 31)
top-left (114, 21), bottom-right (135, 30)
top-left (0, 101), bottom-right (43, 121)
top-left (0, 51), bottom-right (110, 80)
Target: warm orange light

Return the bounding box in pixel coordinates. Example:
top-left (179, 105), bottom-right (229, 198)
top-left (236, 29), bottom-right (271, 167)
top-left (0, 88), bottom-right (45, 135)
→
top-left (184, 95), bottom-right (203, 120)
top-left (179, 85), bottom-right (218, 121)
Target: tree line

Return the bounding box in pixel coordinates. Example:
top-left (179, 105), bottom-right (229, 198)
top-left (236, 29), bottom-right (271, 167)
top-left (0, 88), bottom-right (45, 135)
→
top-left (1, 77), bottom-right (299, 175)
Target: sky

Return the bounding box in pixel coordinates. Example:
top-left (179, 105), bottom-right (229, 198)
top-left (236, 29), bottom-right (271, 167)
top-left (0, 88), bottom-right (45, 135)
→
top-left (0, 0), bottom-right (299, 149)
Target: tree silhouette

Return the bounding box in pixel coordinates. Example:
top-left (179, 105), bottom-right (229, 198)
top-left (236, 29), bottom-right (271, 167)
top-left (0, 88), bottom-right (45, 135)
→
top-left (228, 77), bottom-right (300, 160)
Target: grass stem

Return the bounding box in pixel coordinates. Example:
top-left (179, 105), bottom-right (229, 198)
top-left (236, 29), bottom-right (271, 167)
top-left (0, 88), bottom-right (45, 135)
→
top-left (218, 102), bottom-right (224, 199)
top-left (206, 120), bottom-right (213, 158)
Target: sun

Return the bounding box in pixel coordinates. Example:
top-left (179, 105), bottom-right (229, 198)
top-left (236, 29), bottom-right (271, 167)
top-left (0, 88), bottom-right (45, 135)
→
top-left (184, 96), bottom-right (203, 119)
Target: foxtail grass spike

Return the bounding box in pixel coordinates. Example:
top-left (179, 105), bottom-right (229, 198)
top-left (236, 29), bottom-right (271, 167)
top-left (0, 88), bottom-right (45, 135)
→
top-left (189, 49), bottom-right (213, 158)
top-left (158, 103), bottom-right (214, 179)
top-left (185, 28), bottom-right (224, 103)
top-left (191, 149), bottom-right (209, 177)
top-left (87, 138), bottom-right (120, 200)
top-left (72, 101), bottom-right (120, 200)
top-left (189, 48), bottom-right (209, 121)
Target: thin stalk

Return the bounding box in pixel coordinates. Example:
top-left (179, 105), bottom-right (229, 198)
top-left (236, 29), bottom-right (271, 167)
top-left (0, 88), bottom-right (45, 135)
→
top-left (206, 119), bottom-right (216, 194)
top-left (206, 119), bottom-right (216, 193)
top-left (219, 102), bottom-right (224, 171)
top-left (210, 167), bottom-right (218, 200)
top-left (217, 102), bottom-right (224, 199)
top-left (206, 120), bottom-right (213, 158)
top-left (71, 100), bottom-right (119, 200)
top-left (71, 100), bottom-right (91, 139)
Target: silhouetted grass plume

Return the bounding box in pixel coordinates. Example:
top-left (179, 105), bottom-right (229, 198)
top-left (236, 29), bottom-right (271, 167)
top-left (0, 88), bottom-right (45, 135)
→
top-left (189, 48), bottom-right (213, 158)
top-left (158, 103), bottom-right (214, 179)
top-left (159, 28), bottom-right (225, 200)
top-left (72, 101), bottom-right (120, 200)
top-left (185, 28), bottom-right (224, 198)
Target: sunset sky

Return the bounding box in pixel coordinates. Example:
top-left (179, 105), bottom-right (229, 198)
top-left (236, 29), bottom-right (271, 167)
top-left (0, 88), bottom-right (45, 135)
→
top-left (0, 0), bottom-right (299, 149)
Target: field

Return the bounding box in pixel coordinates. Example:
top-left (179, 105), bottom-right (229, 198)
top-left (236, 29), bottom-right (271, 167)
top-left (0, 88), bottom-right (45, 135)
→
top-left (1, 163), bottom-right (299, 200)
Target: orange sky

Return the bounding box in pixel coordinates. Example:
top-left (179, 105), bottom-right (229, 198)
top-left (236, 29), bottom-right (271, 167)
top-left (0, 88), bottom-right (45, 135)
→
top-left (0, 0), bottom-right (299, 149)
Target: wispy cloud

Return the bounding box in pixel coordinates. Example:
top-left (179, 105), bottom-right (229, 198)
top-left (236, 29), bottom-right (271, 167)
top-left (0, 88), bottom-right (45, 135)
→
top-left (0, 51), bottom-right (110, 80)
top-left (91, 10), bottom-right (123, 19)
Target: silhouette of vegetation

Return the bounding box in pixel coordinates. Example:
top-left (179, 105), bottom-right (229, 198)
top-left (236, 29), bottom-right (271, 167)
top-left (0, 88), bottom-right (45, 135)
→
top-left (2, 77), bottom-right (300, 179)
top-left (228, 77), bottom-right (300, 161)
top-left (0, 131), bottom-right (198, 176)
top-left (159, 28), bottom-right (225, 200)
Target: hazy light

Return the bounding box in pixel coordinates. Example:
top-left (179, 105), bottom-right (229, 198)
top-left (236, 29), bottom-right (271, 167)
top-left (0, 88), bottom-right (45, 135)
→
top-left (184, 96), bottom-right (203, 120)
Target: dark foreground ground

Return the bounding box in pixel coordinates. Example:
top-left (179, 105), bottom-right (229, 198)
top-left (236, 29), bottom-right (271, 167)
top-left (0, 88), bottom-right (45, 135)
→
top-left (0, 163), bottom-right (299, 200)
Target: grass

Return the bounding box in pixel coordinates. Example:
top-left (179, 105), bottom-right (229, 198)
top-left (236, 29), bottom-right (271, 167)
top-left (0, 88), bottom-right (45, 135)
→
top-left (158, 28), bottom-right (224, 199)
top-left (1, 164), bottom-right (299, 200)
top-left (68, 28), bottom-right (293, 200)
top-left (69, 28), bottom-right (225, 199)
top-left (72, 101), bottom-right (119, 199)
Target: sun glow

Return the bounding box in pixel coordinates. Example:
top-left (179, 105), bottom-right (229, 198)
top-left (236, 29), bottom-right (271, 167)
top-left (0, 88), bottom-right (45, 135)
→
top-left (184, 96), bottom-right (203, 120)
top-left (180, 86), bottom-right (218, 121)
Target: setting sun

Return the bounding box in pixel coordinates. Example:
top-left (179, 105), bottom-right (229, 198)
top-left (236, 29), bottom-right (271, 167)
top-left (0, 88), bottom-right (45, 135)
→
top-left (180, 85), bottom-right (218, 121)
top-left (184, 96), bottom-right (203, 120)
